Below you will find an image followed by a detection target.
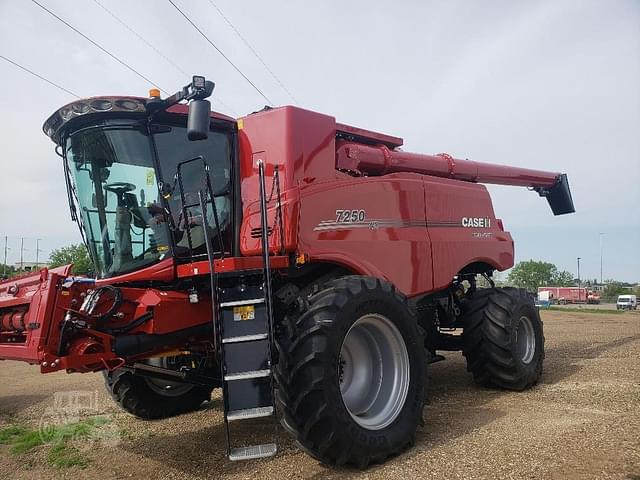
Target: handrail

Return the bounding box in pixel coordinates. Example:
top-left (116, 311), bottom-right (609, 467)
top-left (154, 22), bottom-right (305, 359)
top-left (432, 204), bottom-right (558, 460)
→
top-left (197, 189), bottom-right (219, 355)
top-left (265, 166), bottom-right (285, 255)
top-left (174, 155), bottom-right (225, 259)
top-left (257, 159), bottom-right (279, 447)
top-left (257, 160), bottom-right (274, 330)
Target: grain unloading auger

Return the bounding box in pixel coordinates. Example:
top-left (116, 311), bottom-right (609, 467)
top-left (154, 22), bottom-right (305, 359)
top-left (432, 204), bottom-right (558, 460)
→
top-left (0, 76), bottom-right (573, 466)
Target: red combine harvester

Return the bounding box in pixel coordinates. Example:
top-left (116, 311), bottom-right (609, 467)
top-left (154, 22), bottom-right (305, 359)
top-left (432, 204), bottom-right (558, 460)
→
top-left (0, 77), bottom-right (574, 465)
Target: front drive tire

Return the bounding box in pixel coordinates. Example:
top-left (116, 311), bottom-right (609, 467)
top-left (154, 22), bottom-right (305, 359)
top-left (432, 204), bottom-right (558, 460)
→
top-left (274, 276), bottom-right (426, 468)
top-left (462, 287), bottom-right (544, 391)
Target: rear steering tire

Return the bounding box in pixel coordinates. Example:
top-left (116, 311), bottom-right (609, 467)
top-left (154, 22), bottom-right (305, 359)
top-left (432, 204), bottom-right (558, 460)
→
top-left (462, 287), bottom-right (544, 390)
top-left (274, 276), bottom-right (426, 468)
top-left (103, 358), bottom-right (213, 419)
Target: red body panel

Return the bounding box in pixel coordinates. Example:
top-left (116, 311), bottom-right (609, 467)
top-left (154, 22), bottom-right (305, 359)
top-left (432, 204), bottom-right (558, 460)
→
top-left (297, 174), bottom-right (434, 295)
top-left (0, 266), bottom-right (72, 364)
top-left (238, 106), bottom-right (514, 296)
top-left (0, 266), bottom-right (216, 373)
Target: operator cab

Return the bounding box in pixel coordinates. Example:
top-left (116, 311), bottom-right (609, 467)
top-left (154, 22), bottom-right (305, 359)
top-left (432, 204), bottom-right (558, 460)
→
top-left (43, 77), bottom-right (236, 279)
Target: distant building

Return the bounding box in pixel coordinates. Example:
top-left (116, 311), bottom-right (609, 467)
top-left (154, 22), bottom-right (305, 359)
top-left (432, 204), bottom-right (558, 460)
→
top-left (14, 261), bottom-right (49, 272)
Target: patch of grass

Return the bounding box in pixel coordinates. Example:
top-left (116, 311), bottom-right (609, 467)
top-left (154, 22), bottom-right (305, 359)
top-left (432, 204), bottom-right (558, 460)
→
top-left (47, 442), bottom-right (87, 468)
top-left (9, 429), bottom-right (47, 454)
top-left (0, 425), bottom-right (27, 443)
top-left (0, 416), bottom-right (110, 468)
top-left (547, 306), bottom-right (625, 315)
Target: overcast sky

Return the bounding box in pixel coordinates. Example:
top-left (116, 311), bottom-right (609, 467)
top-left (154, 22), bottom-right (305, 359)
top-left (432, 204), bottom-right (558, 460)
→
top-left (0, 0), bottom-right (638, 282)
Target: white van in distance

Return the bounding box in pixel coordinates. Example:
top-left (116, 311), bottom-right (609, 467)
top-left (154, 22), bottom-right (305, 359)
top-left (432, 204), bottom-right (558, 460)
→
top-left (616, 295), bottom-right (637, 310)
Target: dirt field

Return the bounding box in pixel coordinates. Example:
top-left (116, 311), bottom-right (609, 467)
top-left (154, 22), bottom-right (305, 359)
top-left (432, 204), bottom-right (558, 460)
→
top-left (1, 310), bottom-right (638, 480)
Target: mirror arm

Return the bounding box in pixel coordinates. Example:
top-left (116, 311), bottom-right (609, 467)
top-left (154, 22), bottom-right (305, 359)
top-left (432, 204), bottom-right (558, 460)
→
top-left (146, 76), bottom-right (215, 116)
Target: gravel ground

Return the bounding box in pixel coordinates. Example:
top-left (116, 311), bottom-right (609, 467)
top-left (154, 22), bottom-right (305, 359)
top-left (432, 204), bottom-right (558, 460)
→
top-left (0, 310), bottom-right (638, 480)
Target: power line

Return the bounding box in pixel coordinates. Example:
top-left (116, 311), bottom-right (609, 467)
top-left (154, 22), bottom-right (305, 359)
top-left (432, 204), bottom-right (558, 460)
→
top-left (0, 54), bottom-right (80, 98)
top-left (208, 0), bottom-right (297, 104)
top-left (90, 0), bottom-right (237, 116)
top-left (167, 0), bottom-right (274, 105)
top-left (92, 0), bottom-right (189, 77)
top-left (30, 0), bottom-right (168, 95)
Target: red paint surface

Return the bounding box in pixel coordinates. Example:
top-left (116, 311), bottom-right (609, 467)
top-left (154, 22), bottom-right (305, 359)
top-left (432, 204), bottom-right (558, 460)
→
top-left (239, 106), bottom-right (517, 295)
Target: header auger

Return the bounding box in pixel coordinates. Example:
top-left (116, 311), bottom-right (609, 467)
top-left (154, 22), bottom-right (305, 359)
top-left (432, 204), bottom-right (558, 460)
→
top-left (1, 76), bottom-right (573, 466)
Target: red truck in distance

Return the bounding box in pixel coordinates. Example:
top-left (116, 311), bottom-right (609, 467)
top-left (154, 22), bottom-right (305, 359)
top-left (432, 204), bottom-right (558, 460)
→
top-left (538, 287), bottom-right (601, 304)
top-left (0, 76), bottom-right (574, 466)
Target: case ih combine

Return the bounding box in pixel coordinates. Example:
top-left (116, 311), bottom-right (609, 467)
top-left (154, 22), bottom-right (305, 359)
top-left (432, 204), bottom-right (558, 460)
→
top-left (0, 77), bottom-right (574, 465)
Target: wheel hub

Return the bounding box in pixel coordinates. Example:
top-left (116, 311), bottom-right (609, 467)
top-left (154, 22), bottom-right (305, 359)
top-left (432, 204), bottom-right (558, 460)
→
top-left (515, 315), bottom-right (536, 364)
top-left (143, 357), bottom-right (194, 397)
top-left (338, 314), bottom-right (410, 430)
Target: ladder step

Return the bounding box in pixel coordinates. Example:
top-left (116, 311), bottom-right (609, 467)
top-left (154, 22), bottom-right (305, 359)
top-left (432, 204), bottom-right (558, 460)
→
top-left (222, 333), bottom-right (268, 344)
top-left (229, 443), bottom-right (277, 461)
top-left (220, 298), bottom-right (265, 307)
top-left (224, 369), bottom-right (271, 381)
top-left (227, 406), bottom-right (274, 422)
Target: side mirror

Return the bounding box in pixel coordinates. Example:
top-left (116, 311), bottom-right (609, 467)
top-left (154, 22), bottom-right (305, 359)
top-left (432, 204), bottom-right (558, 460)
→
top-left (187, 99), bottom-right (211, 141)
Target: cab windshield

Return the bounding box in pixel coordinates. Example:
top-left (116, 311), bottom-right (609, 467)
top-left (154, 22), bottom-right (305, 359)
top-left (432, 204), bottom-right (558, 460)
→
top-left (65, 120), bottom-right (232, 278)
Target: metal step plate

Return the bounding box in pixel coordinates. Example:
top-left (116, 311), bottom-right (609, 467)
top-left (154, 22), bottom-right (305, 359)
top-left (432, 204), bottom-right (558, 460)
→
top-left (225, 375), bottom-right (272, 411)
top-left (227, 406), bottom-right (274, 422)
top-left (222, 333), bottom-right (268, 344)
top-left (229, 443), bottom-right (277, 461)
top-left (224, 369), bottom-right (271, 381)
top-left (224, 339), bottom-right (270, 375)
top-left (220, 298), bottom-right (265, 308)
top-left (221, 301), bottom-right (268, 338)
top-left (218, 283), bottom-right (265, 305)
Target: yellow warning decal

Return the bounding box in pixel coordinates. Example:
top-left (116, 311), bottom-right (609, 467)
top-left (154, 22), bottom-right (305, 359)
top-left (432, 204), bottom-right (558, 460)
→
top-left (237, 118), bottom-right (244, 130)
top-left (146, 169), bottom-right (155, 186)
top-left (233, 305), bottom-right (255, 321)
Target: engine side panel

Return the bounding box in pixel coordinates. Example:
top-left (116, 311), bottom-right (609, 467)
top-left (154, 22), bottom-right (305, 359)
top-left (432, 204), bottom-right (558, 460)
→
top-left (297, 174), bottom-right (434, 296)
top-left (297, 174), bottom-right (514, 297)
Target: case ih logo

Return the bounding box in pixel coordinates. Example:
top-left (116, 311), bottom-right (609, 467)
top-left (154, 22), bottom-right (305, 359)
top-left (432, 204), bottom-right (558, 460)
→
top-left (461, 217), bottom-right (491, 228)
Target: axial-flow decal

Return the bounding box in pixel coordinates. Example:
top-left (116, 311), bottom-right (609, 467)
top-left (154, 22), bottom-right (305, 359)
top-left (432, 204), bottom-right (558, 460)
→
top-left (313, 211), bottom-right (492, 232)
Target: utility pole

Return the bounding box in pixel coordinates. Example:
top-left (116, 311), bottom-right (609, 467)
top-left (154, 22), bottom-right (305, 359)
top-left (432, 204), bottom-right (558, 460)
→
top-left (577, 257), bottom-right (581, 302)
top-left (3, 236), bottom-right (7, 276)
top-left (20, 237), bottom-right (24, 271)
top-left (599, 233), bottom-right (605, 285)
top-left (35, 238), bottom-right (43, 269)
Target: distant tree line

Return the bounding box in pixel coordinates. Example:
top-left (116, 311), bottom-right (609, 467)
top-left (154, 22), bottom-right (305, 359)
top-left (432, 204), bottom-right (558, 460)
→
top-left (503, 259), bottom-right (639, 301)
top-left (1, 243), bottom-right (93, 280)
top-left (48, 244), bottom-right (93, 276)
top-left (505, 260), bottom-right (575, 292)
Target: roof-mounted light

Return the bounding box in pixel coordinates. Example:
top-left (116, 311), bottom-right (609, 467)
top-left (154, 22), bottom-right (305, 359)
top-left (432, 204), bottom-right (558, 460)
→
top-left (59, 107), bottom-right (73, 120)
top-left (192, 75), bottom-right (205, 89)
top-left (115, 99), bottom-right (139, 111)
top-left (90, 99), bottom-right (112, 111)
top-left (42, 96), bottom-right (147, 144)
top-left (72, 102), bottom-right (90, 115)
